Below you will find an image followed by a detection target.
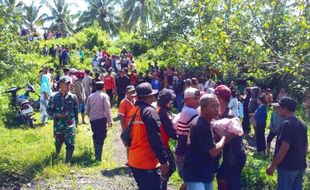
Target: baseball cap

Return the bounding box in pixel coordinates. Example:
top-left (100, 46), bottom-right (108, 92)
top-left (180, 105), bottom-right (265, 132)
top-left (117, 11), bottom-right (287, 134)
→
top-left (272, 96), bottom-right (297, 111)
top-left (126, 85), bottom-right (137, 96)
top-left (58, 76), bottom-right (71, 84)
top-left (136, 82), bottom-right (158, 97)
top-left (184, 87), bottom-right (200, 99)
top-left (158, 88), bottom-right (176, 106)
top-left (214, 85), bottom-right (231, 101)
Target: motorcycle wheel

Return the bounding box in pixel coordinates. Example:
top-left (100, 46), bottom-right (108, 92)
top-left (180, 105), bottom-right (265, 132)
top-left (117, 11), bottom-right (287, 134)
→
top-left (23, 116), bottom-right (34, 128)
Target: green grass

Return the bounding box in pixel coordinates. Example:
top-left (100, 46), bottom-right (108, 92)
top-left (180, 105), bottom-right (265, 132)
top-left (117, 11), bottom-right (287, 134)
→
top-left (0, 109), bottom-right (119, 187)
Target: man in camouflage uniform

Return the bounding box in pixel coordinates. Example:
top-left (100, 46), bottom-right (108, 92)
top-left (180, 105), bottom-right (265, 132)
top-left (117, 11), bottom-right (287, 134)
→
top-left (47, 76), bottom-right (78, 163)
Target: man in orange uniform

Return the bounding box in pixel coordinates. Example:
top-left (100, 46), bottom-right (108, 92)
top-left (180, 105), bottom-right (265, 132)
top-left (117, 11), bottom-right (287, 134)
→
top-left (118, 85), bottom-right (136, 131)
top-left (127, 82), bottom-right (169, 190)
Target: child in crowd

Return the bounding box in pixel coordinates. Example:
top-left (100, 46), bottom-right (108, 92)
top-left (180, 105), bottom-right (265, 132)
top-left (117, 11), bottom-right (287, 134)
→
top-left (255, 95), bottom-right (268, 154)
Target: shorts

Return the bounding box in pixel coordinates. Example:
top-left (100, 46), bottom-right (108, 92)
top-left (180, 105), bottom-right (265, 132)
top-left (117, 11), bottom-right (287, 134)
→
top-left (175, 155), bottom-right (185, 180)
top-left (78, 102), bottom-right (85, 113)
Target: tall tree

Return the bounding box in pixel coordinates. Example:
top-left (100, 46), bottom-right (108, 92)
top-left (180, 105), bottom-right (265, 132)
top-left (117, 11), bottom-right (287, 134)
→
top-left (41, 0), bottom-right (78, 33)
top-left (23, 0), bottom-right (48, 32)
top-left (78, 0), bottom-right (121, 36)
top-left (122, 0), bottom-right (157, 31)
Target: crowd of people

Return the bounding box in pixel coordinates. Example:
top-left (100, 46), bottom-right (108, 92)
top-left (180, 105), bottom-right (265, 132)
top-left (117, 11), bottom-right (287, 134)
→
top-left (37, 50), bottom-right (309, 190)
top-left (20, 28), bottom-right (68, 41)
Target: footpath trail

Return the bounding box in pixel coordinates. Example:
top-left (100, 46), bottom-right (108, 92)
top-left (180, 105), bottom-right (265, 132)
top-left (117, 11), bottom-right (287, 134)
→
top-left (22, 123), bottom-right (138, 190)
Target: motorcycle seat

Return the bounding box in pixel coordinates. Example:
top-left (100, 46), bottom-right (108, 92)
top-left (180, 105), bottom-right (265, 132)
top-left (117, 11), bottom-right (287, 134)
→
top-left (20, 99), bottom-right (30, 106)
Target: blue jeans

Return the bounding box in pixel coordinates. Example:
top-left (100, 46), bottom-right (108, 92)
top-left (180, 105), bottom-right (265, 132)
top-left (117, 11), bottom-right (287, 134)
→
top-left (277, 168), bottom-right (305, 190)
top-left (187, 181), bottom-right (214, 190)
top-left (40, 95), bottom-right (48, 124)
top-left (130, 167), bottom-right (161, 190)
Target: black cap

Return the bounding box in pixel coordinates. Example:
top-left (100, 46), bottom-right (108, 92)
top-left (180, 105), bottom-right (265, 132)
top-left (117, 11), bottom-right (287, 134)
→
top-left (273, 96), bottom-right (297, 112)
top-left (58, 76), bottom-right (71, 84)
top-left (136, 82), bottom-right (158, 97)
top-left (158, 89), bottom-right (176, 106)
top-left (126, 85), bottom-right (137, 96)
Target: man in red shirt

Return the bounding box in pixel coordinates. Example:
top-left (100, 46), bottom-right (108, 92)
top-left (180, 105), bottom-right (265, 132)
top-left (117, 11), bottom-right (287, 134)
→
top-left (104, 69), bottom-right (116, 106)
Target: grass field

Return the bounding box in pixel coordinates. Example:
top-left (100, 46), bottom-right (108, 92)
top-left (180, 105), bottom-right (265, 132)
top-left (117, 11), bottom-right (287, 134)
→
top-left (0, 109), bottom-right (119, 189)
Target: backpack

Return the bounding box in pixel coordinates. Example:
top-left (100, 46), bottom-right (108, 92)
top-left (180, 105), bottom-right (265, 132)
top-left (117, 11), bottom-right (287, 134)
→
top-left (120, 107), bottom-right (140, 147)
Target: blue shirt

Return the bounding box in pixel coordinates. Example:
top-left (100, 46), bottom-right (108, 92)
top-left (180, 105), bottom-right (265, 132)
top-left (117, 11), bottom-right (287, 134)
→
top-left (270, 111), bottom-right (283, 132)
top-left (40, 74), bottom-right (51, 95)
top-left (151, 79), bottom-right (160, 90)
top-left (255, 104), bottom-right (267, 124)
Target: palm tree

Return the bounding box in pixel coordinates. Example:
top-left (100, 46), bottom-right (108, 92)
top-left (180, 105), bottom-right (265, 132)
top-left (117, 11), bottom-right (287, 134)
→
top-left (23, 1), bottom-right (48, 32)
top-left (41, 0), bottom-right (78, 34)
top-left (78, 0), bottom-right (121, 36)
top-left (0, 0), bottom-right (23, 12)
top-left (122, 0), bottom-right (157, 31)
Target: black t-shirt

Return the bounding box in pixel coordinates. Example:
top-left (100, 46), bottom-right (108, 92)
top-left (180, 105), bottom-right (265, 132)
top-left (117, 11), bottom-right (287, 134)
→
top-left (144, 76), bottom-right (152, 83)
top-left (275, 116), bottom-right (308, 170)
top-left (183, 117), bottom-right (216, 183)
top-left (174, 80), bottom-right (184, 95)
top-left (115, 76), bottom-right (131, 94)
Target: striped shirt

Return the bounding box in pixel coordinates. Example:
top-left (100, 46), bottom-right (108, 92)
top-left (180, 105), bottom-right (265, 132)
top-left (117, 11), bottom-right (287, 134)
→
top-left (177, 106), bottom-right (199, 136)
top-left (176, 105), bottom-right (199, 156)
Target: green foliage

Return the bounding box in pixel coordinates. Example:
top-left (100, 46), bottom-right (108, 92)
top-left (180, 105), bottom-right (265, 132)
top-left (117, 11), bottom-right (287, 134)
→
top-left (241, 153), bottom-right (277, 189)
top-left (0, 5), bottom-right (34, 82)
top-left (114, 31), bottom-right (149, 56)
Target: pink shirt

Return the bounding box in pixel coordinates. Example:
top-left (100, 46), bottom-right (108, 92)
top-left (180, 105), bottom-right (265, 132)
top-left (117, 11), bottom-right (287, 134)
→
top-left (86, 91), bottom-right (112, 122)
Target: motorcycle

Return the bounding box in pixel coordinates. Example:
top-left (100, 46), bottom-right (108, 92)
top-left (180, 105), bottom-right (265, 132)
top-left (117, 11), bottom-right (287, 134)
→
top-left (4, 82), bottom-right (38, 128)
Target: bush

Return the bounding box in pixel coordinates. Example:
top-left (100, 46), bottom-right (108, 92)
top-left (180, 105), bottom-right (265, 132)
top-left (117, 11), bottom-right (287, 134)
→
top-left (241, 153), bottom-right (277, 190)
